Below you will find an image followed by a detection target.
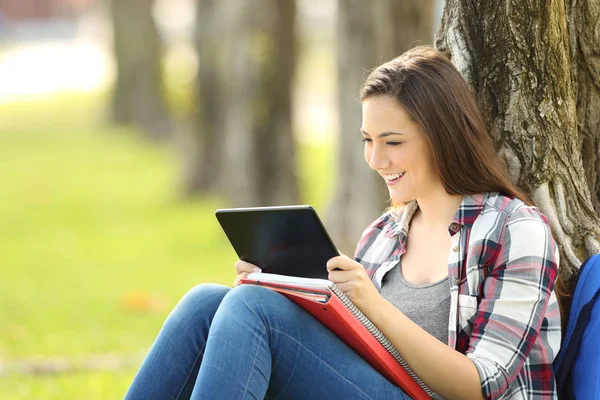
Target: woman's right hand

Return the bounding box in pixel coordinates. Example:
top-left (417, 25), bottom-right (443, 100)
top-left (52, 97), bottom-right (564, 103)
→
top-left (233, 259), bottom-right (262, 287)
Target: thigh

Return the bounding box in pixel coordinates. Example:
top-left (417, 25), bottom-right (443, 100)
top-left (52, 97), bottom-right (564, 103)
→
top-left (226, 285), bottom-right (411, 400)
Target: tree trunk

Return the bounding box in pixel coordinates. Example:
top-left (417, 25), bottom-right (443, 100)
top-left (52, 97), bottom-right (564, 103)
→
top-left (214, 0), bottom-right (299, 207)
top-left (435, 0), bottom-right (600, 282)
top-left (183, 0), bottom-right (225, 195)
top-left (110, 0), bottom-right (171, 140)
top-left (328, 0), bottom-right (434, 255)
top-left (569, 0), bottom-right (600, 215)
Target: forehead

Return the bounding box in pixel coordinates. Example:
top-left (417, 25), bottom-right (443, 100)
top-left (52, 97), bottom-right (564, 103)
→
top-left (361, 96), bottom-right (418, 134)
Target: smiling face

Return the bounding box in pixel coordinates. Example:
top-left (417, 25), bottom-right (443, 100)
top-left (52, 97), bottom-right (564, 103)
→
top-left (361, 95), bottom-right (442, 204)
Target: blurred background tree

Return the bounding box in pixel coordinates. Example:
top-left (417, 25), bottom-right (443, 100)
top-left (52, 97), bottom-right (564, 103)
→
top-left (185, 0), bottom-right (299, 207)
top-left (110, 0), bottom-right (172, 140)
top-left (182, 0), bottom-right (223, 195)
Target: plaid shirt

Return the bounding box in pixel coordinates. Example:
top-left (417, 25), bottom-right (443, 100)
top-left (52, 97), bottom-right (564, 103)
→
top-left (354, 193), bottom-right (561, 399)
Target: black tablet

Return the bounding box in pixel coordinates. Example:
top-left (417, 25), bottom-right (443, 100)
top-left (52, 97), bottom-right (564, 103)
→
top-left (215, 205), bottom-right (338, 280)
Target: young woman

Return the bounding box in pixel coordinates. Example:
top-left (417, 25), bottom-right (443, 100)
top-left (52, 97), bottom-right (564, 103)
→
top-left (124, 46), bottom-right (561, 400)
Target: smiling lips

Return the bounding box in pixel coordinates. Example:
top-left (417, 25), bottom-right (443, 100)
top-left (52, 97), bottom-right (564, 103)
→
top-left (382, 172), bottom-right (406, 185)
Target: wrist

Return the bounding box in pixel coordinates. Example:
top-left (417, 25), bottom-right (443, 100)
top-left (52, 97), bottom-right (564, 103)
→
top-left (359, 290), bottom-right (386, 322)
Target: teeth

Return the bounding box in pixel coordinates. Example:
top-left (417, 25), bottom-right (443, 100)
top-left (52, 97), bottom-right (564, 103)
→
top-left (384, 172), bottom-right (405, 181)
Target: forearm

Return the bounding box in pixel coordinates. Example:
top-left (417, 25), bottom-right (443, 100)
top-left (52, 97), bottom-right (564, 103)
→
top-left (364, 296), bottom-right (485, 400)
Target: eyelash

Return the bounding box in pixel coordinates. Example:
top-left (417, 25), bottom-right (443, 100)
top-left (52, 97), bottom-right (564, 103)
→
top-left (361, 138), bottom-right (402, 146)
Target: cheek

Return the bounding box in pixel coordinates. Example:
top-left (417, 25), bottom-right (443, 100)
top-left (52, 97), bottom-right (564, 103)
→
top-left (390, 149), bottom-right (409, 169)
top-left (420, 149), bottom-right (438, 177)
top-left (412, 152), bottom-right (439, 184)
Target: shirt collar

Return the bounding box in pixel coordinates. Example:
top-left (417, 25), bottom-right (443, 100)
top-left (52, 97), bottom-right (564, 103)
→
top-left (449, 193), bottom-right (487, 233)
top-left (384, 193), bottom-right (489, 248)
top-left (383, 201), bottom-right (418, 248)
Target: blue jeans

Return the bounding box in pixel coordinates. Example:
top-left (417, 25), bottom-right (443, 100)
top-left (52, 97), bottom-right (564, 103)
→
top-left (124, 284), bottom-right (411, 399)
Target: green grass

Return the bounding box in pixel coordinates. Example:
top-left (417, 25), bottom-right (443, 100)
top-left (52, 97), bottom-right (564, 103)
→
top-left (0, 91), bottom-right (333, 398)
top-left (0, 370), bottom-right (137, 400)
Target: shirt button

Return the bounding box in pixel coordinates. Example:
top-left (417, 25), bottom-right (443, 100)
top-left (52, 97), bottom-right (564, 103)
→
top-left (450, 223), bottom-right (459, 231)
top-left (454, 278), bottom-right (460, 285)
top-left (453, 246), bottom-right (459, 252)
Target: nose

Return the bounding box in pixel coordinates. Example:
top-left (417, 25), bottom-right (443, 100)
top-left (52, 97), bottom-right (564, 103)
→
top-left (366, 143), bottom-right (390, 171)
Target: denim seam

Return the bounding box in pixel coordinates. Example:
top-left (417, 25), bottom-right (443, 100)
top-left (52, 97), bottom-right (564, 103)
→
top-left (173, 343), bottom-right (206, 400)
top-left (270, 327), bottom-right (378, 400)
top-left (270, 343), bottom-right (299, 400)
top-left (240, 336), bottom-right (266, 400)
top-left (235, 292), bottom-right (269, 399)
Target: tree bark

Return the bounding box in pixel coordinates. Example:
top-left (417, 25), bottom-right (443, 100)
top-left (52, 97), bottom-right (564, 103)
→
top-left (215, 0), bottom-right (298, 207)
top-left (435, 0), bottom-right (600, 281)
top-left (110, 0), bottom-right (171, 140)
top-left (569, 0), bottom-right (600, 215)
top-left (328, 0), bottom-right (434, 255)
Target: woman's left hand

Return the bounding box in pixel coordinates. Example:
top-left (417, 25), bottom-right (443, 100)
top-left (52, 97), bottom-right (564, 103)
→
top-left (327, 254), bottom-right (382, 313)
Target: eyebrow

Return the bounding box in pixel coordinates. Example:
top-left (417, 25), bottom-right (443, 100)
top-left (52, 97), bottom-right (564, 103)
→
top-left (360, 129), bottom-right (405, 138)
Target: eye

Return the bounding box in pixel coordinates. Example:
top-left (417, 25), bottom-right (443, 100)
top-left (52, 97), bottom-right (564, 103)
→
top-left (387, 141), bottom-right (403, 146)
top-left (361, 138), bottom-right (372, 143)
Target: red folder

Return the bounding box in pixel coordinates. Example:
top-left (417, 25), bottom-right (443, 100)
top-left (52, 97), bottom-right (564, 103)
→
top-left (241, 276), bottom-right (432, 399)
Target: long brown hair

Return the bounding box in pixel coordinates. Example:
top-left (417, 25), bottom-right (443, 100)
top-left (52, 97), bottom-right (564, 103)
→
top-left (361, 46), bottom-right (570, 331)
top-left (360, 46), bottom-right (532, 205)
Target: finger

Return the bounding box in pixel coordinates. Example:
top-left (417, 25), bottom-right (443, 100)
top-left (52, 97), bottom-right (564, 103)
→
top-left (327, 270), bottom-right (352, 284)
top-left (234, 260), bottom-right (262, 275)
top-left (335, 282), bottom-right (352, 294)
top-left (326, 256), bottom-right (343, 272)
top-left (333, 278), bottom-right (361, 296)
top-left (233, 271), bottom-right (250, 287)
top-left (326, 256), bottom-right (357, 272)
top-left (238, 271), bottom-right (250, 280)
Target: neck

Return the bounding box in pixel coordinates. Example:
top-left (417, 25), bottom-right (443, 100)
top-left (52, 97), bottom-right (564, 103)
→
top-left (415, 187), bottom-right (464, 229)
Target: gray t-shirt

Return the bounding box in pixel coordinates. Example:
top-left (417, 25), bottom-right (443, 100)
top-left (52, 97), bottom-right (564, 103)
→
top-left (378, 262), bottom-right (451, 399)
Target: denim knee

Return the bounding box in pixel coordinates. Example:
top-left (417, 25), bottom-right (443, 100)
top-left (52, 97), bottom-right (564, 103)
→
top-left (225, 284), bottom-right (273, 304)
top-left (169, 283), bottom-right (231, 326)
top-left (219, 284), bottom-right (287, 319)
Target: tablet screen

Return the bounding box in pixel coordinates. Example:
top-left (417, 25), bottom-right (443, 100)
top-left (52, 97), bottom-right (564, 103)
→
top-left (216, 206), bottom-right (338, 280)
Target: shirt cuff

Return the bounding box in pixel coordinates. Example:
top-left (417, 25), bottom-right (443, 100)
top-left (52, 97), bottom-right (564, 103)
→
top-left (467, 353), bottom-right (511, 400)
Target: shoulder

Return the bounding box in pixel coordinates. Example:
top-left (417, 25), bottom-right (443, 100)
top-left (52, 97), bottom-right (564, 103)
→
top-left (476, 192), bottom-right (558, 263)
top-left (479, 192), bottom-right (551, 228)
top-left (468, 192), bottom-right (556, 255)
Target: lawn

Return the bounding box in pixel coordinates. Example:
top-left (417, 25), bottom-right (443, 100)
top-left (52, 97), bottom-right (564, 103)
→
top-left (0, 92), bottom-right (333, 398)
